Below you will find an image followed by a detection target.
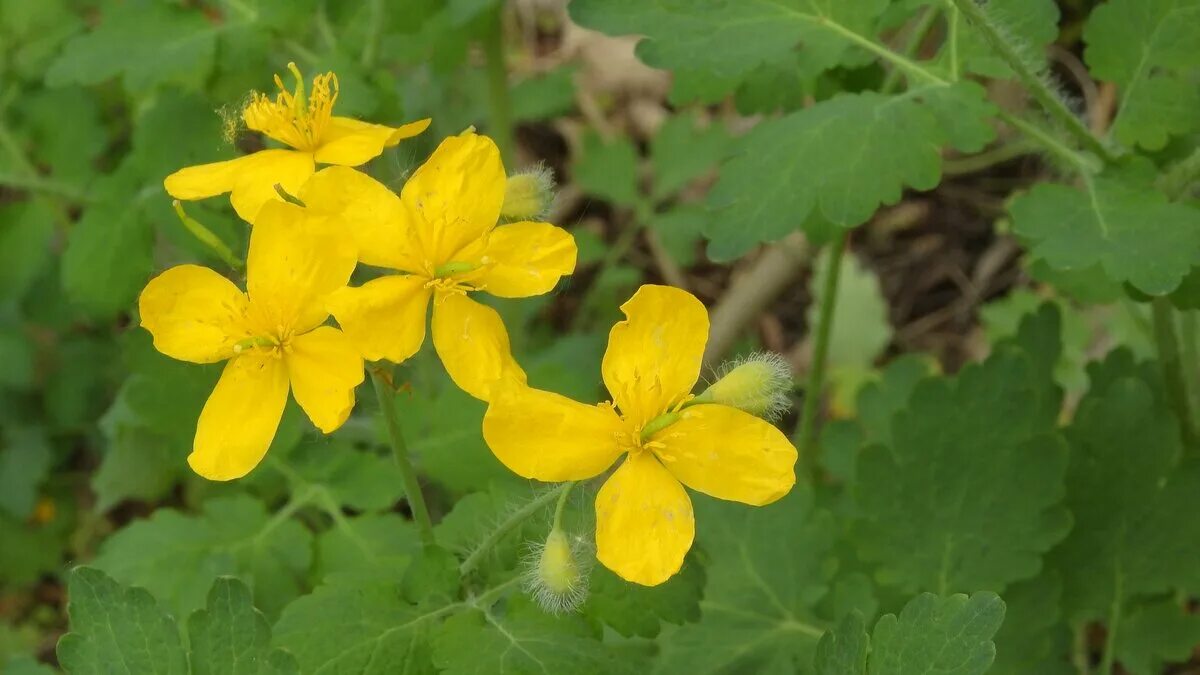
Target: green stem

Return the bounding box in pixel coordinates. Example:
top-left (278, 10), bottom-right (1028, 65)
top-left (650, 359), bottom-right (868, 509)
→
top-left (948, 0), bottom-right (1117, 164)
top-left (360, 0), bottom-right (384, 67)
top-left (881, 5), bottom-right (941, 94)
top-left (481, 5), bottom-right (515, 163)
top-left (371, 369), bottom-right (436, 548)
top-left (794, 233), bottom-right (849, 466)
top-left (1152, 298), bottom-right (1198, 447)
top-left (551, 481), bottom-right (576, 531)
top-left (997, 110), bottom-right (1098, 174)
top-left (1183, 311), bottom-right (1200, 419)
top-left (0, 173), bottom-right (89, 202)
top-left (942, 138), bottom-right (1039, 175)
top-left (459, 483), bottom-right (570, 577)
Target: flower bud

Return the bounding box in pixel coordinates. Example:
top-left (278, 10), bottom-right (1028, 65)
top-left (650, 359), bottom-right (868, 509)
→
top-left (501, 164), bottom-right (556, 221)
top-left (696, 352), bottom-right (793, 421)
top-left (524, 528), bottom-right (589, 614)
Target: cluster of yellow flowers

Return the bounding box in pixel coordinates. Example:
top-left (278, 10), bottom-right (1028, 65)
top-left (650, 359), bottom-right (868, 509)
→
top-left (140, 66), bottom-right (797, 586)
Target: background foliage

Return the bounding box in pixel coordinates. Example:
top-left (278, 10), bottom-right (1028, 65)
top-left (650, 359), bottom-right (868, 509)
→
top-left (1, 0), bottom-right (1199, 673)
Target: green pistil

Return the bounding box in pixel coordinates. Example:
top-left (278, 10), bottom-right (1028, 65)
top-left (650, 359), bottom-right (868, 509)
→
top-left (434, 261), bottom-right (478, 278)
top-left (640, 412), bottom-right (680, 442)
top-left (234, 336), bottom-right (277, 353)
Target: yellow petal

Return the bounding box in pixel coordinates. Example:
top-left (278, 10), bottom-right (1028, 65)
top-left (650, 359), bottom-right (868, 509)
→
top-left (326, 275), bottom-right (431, 363)
top-left (401, 131), bottom-right (506, 265)
top-left (299, 166), bottom-right (424, 272)
top-left (483, 383), bottom-right (624, 481)
top-left (166, 149), bottom-right (316, 223)
top-left (431, 292), bottom-right (525, 401)
top-left (595, 452), bottom-right (695, 586)
top-left (230, 149), bottom-right (316, 223)
top-left (190, 352), bottom-right (289, 481)
top-left (602, 285), bottom-right (709, 427)
top-left (246, 200), bottom-right (357, 335)
top-left (287, 326), bottom-right (364, 433)
top-left (473, 221), bottom-right (577, 298)
top-left (650, 404), bottom-right (797, 506)
top-left (164, 157), bottom-right (241, 200)
top-left (139, 265), bottom-right (250, 363)
top-left (313, 117), bottom-right (431, 166)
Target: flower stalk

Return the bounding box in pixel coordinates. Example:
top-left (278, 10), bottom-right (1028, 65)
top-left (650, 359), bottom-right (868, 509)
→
top-left (1152, 298), bottom-right (1198, 447)
top-left (481, 5), bottom-right (515, 163)
top-left (371, 368), bottom-right (436, 548)
top-left (795, 233), bottom-right (848, 466)
top-left (948, 0), bottom-right (1116, 165)
top-left (459, 482), bottom-right (572, 577)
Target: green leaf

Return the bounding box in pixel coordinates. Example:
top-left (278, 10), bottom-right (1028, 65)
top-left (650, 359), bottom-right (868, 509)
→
top-left (0, 510), bottom-right (69, 586)
top-left (17, 87), bottom-right (106, 188)
top-left (814, 593), bottom-right (1006, 674)
top-left (187, 577), bottom-right (299, 675)
top-left (707, 86), bottom-right (987, 260)
top-left (650, 113), bottom-right (731, 200)
top-left (655, 487), bottom-right (838, 671)
top-left (1052, 364), bottom-right (1200, 630)
top-left (288, 441), bottom-right (404, 512)
top-left (60, 168), bottom-right (155, 319)
top-left (315, 513), bottom-right (419, 585)
top-left (813, 612), bottom-right (869, 674)
top-left (854, 325), bottom-right (1070, 594)
top-left (57, 567), bottom-right (187, 675)
top-left (46, 0), bottom-right (216, 91)
top-left (573, 132), bottom-right (640, 207)
top-left (569, 0), bottom-right (889, 94)
top-left (1113, 599), bottom-right (1200, 675)
top-left (1009, 171), bottom-right (1200, 296)
top-left (511, 66), bottom-right (578, 122)
top-left (91, 495), bottom-right (312, 620)
top-left (0, 426), bottom-right (52, 520)
top-left (869, 592), bottom-right (1005, 674)
top-left (1083, 0), bottom-right (1200, 149)
top-left (990, 574), bottom-right (1073, 675)
top-left (271, 579), bottom-right (440, 674)
top-left (93, 340), bottom-right (219, 511)
top-left (431, 597), bottom-right (646, 675)
top-left (585, 553), bottom-right (704, 638)
top-left (650, 204), bottom-right (708, 267)
top-left (980, 292), bottom-right (1093, 395)
top-left (0, 201), bottom-right (56, 307)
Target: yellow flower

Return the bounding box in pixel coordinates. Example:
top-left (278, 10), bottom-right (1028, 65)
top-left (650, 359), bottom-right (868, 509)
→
top-left (163, 63), bottom-right (430, 222)
top-left (138, 201), bottom-right (363, 481)
top-left (303, 130), bottom-right (577, 401)
top-left (482, 285), bottom-right (798, 586)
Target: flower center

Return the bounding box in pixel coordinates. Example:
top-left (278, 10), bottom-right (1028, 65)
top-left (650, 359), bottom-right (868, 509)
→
top-left (241, 63), bottom-right (337, 151)
top-left (232, 324), bottom-right (296, 359)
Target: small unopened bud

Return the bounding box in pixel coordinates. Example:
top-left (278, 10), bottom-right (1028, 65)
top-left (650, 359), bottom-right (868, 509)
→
top-left (523, 528), bottom-right (589, 614)
top-left (501, 164), bottom-right (556, 221)
top-left (696, 351), bottom-right (793, 421)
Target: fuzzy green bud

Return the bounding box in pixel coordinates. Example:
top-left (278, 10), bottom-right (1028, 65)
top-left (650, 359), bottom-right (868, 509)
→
top-left (695, 352), bottom-right (793, 421)
top-left (524, 528), bottom-right (589, 614)
top-left (501, 164), bottom-right (556, 221)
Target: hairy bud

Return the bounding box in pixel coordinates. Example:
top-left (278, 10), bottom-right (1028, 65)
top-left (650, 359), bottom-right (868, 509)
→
top-left (523, 528), bottom-right (589, 614)
top-left (696, 351), bottom-right (793, 421)
top-left (501, 164), bottom-right (556, 221)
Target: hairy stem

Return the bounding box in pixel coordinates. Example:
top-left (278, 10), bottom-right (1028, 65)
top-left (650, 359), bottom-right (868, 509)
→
top-left (482, 6), bottom-right (515, 163)
top-left (948, 0), bottom-right (1116, 164)
top-left (1158, 146), bottom-right (1200, 199)
top-left (794, 233), bottom-right (849, 466)
top-left (1152, 298), bottom-right (1198, 447)
top-left (459, 483), bottom-right (571, 577)
top-left (371, 369), bottom-right (436, 548)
